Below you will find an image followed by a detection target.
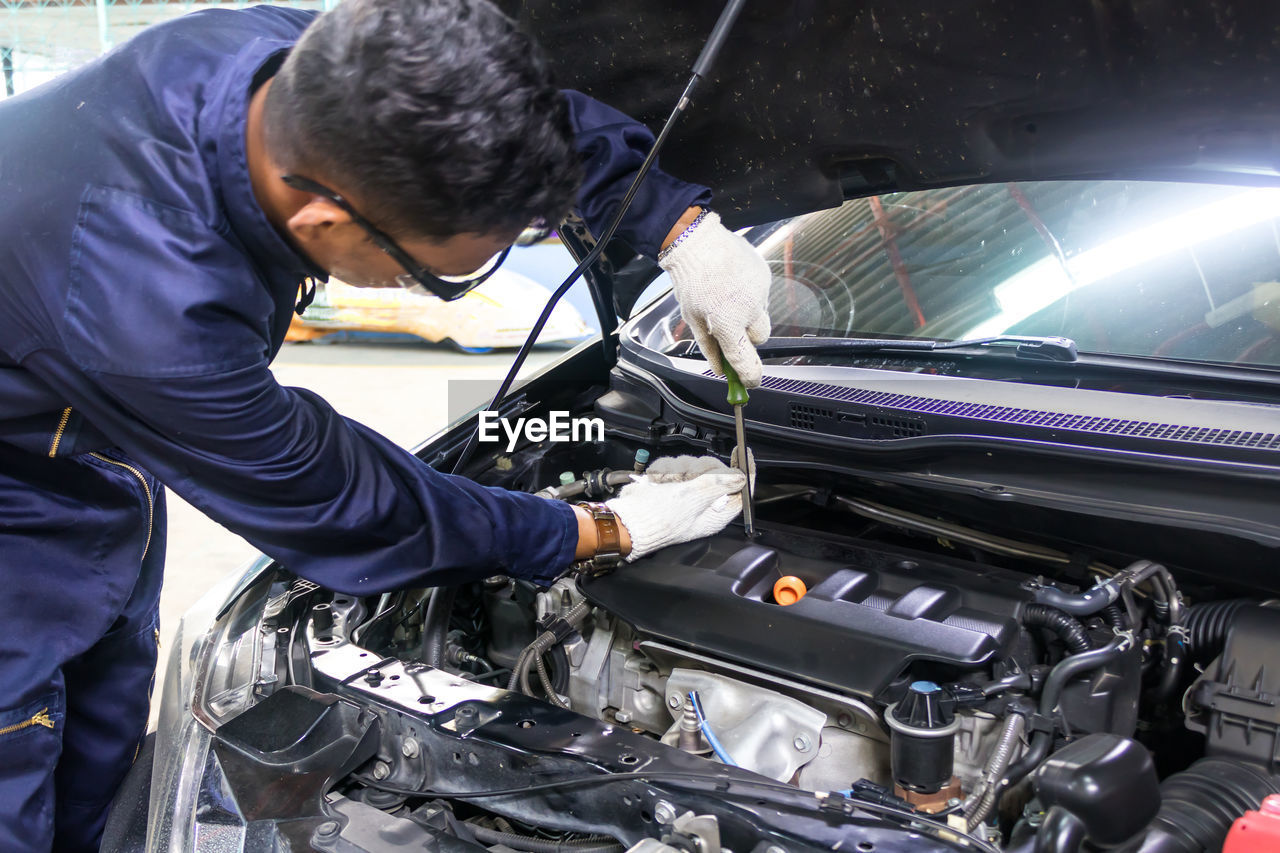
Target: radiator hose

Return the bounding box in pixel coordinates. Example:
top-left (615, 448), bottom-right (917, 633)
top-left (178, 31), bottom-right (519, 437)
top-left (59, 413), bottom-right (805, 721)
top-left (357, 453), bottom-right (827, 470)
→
top-left (420, 586), bottom-right (458, 670)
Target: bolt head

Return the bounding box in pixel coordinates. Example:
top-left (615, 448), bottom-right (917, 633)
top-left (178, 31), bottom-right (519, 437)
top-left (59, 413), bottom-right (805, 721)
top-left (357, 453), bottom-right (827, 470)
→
top-left (401, 738), bottom-right (420, 759)
top-left (653, 800), bottom-right (678, 824)
top-left (615, 710), bottom-right (633, 724)
top-left (793, 734), bottom-right (812, 752)
top-left (947, 798), bottom-right (962, 808)
top-left (668, 695), bottom-right (682, 708)
top-left (372, 761), bottom-right (391, 780)
top-left (315, 820), bottom-right (341, 838)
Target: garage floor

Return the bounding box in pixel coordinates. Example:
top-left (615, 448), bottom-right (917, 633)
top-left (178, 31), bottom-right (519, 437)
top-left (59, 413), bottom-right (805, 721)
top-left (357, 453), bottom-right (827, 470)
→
top-left (153, 340), bottom-right (561, 727)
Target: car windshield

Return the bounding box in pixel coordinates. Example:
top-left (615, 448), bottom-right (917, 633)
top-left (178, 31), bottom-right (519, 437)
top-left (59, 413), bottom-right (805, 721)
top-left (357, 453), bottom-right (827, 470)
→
top-left (663, 180), bottom-right (1280, 369)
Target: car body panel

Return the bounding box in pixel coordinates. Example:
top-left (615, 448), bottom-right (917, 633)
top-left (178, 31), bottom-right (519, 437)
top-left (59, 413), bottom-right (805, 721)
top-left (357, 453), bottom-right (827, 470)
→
top-left (506, 0), bottom-right (1280, 226)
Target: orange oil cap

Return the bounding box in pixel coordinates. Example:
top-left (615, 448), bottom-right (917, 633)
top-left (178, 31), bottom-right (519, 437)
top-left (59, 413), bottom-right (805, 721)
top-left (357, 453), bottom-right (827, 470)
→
top-left (773, 576), bottom-right (808, 606)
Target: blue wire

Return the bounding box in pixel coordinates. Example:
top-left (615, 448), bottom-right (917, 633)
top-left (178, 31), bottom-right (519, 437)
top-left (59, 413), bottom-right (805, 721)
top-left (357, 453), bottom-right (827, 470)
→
top-left (688, 691), bottom-right (737, 767)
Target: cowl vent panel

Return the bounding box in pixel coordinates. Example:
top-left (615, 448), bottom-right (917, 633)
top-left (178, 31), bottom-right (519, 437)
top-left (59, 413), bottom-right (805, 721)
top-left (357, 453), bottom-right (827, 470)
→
top-left (717, 371), bottom-right (1280, 451)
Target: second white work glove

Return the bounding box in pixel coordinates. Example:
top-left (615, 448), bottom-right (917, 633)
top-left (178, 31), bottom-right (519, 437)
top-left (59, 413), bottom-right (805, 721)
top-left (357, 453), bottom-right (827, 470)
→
top-left (606, 455), bottom-right (749, 561)
top-left (659, 210), bottom-right (772, 388)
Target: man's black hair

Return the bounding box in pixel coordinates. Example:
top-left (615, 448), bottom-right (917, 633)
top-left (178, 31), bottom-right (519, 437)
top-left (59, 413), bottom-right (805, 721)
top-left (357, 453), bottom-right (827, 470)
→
top-left (264, 0), bottom-right (581, 239)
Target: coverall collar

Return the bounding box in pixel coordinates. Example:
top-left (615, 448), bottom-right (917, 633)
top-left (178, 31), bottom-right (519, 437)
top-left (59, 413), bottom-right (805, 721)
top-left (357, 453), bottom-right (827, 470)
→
top-left (200, 40), bottom-right (327, 289)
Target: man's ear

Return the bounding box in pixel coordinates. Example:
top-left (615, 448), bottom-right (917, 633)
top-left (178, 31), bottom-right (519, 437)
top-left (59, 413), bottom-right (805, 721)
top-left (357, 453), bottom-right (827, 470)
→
top-left (285, 197), bottom-right (351, 244)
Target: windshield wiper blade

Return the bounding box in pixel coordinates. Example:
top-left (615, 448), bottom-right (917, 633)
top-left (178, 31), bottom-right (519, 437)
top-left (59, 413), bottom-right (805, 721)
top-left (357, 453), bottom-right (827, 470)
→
top-left (747, 334), bottom-right (1079, 362)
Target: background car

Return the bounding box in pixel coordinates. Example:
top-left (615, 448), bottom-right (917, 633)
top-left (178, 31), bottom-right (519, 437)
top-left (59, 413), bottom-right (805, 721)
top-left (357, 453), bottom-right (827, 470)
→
top-left (287, 255), bottom-right (593, 352)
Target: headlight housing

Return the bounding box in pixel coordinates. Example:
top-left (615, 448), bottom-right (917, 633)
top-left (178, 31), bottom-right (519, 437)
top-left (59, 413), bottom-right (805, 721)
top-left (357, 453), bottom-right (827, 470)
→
top-left (145, 556), bottom-right (278, 851)
top-left (189, 571), bottom-right (292, 730)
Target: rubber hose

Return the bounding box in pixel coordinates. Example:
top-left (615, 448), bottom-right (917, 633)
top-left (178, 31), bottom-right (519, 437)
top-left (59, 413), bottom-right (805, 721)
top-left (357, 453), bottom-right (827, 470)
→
top-left (1101, 603), bottom-right (1127, 630)
top-left (469, 825), bottom-right (623, 853)
top-left (1034, 806), bottom-right (1087, 853)
top-left (536, 470), bottom-right (635, 501)
top-left (529, 644), bottom-right (570, 702)
top-left (1183, 600), bottom-right (1260, 662)
top-left (1039, 637), bottom-right (1128, 717)
top-left (1137, 758), bottom-right (1280, 852)
top-left (1148, 636), bottom-right (1186, 706)
top-left (1001, 638), bottom-right (1130, 792)
top-left (1003, 730), bottom-right (1053, 796)
top-left (1153, 568), bottom-right (1182, 624)
top-left (1031, 583), bottom-right (1118, 617)
top-left (982, 673), bottom-right (1033, 697)
top-left (546, 644), bottom-right (570, 694)
top-left (511, 630), bottom-right (557, 692)
top-left (421, 586), bottom-right (457, 670)
top-left (1022, 604), bottom-right (1094, 655)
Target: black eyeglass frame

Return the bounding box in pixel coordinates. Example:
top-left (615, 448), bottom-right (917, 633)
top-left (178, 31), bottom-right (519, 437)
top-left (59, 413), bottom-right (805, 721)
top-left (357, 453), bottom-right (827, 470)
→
top-left (281, 174), bottom-right (510, 301)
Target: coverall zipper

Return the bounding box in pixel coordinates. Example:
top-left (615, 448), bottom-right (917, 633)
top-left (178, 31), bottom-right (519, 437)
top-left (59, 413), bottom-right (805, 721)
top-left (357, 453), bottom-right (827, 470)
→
top-left (89, 453), bottom-right (154, 560)
top-left (0, 708), bottom-right (55, 736)
top-left (47, 407), bottom-right (72, 457)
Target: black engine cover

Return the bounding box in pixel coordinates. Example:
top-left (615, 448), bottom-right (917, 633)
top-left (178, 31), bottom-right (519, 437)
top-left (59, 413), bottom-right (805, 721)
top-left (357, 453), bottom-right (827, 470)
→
top-left (579, 527), bottom-right (1033, 696)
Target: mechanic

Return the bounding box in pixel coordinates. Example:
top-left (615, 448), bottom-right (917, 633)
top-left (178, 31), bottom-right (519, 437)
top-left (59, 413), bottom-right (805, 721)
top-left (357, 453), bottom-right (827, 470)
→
top-left (0, 0), bottom-right (771, 848)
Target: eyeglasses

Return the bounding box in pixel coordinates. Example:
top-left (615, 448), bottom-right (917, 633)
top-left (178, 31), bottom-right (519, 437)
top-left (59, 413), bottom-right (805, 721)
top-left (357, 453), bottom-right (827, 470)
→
top-left (281, 174), bottom-right (510, 301)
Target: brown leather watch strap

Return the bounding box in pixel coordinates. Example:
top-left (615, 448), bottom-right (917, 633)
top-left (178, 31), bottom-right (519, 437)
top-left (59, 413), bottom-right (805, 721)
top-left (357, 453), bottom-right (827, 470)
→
top-left (573, 502), bottom-right (623, 576)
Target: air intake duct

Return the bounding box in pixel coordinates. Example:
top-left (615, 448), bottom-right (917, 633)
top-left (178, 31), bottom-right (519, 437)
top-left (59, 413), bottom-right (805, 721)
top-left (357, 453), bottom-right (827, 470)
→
top-left (1182, 600), bottom-right (1260, 663)
top-left (1137, 758), bottom-right (1280, 852)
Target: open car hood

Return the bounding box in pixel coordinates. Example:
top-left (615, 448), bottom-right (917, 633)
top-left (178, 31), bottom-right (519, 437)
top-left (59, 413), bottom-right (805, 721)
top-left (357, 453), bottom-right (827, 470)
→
top-left (507, 0), bottom-right (1280, 227)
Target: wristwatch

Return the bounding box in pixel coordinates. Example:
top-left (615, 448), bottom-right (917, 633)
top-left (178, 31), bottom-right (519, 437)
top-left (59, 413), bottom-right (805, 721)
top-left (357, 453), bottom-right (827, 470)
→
top-left (572, 501), bottom-right (625, 578)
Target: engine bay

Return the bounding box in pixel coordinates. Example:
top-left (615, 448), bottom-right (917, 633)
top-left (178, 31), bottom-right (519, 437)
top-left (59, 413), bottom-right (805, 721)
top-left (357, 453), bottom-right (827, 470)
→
top-left (197, 427), bottom-right (1280, 853)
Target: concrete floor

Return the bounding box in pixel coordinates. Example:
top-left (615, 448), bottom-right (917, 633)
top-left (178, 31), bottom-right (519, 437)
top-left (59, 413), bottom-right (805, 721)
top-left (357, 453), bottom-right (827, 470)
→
top-left (153, 339), bottom-right (561, 726)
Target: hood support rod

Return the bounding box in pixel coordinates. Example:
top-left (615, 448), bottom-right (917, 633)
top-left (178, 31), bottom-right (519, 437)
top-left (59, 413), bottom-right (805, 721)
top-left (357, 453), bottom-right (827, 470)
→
top-left (452, 0), bottom-right (749, 474)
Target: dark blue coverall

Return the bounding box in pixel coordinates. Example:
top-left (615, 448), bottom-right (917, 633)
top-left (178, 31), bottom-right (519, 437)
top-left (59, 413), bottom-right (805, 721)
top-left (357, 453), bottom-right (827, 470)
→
top-left (0, 6), bottom-right (710, 849)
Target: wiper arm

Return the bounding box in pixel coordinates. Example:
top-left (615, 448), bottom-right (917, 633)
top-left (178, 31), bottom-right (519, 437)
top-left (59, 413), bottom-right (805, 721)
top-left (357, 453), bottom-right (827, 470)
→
top-left (748, 334), bottom-right (1079, 362)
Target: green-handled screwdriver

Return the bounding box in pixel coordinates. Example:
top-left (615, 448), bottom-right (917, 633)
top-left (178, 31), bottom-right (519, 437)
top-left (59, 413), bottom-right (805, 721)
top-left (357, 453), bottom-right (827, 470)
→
top-left (722, 361), bottom-right (755, 537)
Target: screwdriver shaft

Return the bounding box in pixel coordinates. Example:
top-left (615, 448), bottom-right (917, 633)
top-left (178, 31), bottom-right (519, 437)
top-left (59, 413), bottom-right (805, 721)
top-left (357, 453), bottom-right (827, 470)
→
top-left (733, 404), bottom-right (755, 536)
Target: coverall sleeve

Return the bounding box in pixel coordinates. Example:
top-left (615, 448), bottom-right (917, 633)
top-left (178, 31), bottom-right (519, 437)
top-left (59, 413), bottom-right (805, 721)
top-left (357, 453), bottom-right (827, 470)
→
top-left (31, 187), bottom-right (579, 595)
top-left (564, 90), bottom-right (712, 258)
top-left (35, 353), bottom-right (579, 595)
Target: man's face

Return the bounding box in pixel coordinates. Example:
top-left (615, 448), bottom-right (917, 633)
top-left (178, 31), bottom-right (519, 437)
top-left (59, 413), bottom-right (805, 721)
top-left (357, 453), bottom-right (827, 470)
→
top-left (329, 225), bottom-right (512, 290)
top-left (282, 186), bottom-right (518, 290)
top-left (303, 218), bottom-right (514, 290)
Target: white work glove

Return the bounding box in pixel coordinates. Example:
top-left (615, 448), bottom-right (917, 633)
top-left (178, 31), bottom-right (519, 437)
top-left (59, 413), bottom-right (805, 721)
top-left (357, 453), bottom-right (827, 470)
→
top-left (607, 455), bottom-right (752, 561)
top-left (659, 210), bottom-right (772, 388)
